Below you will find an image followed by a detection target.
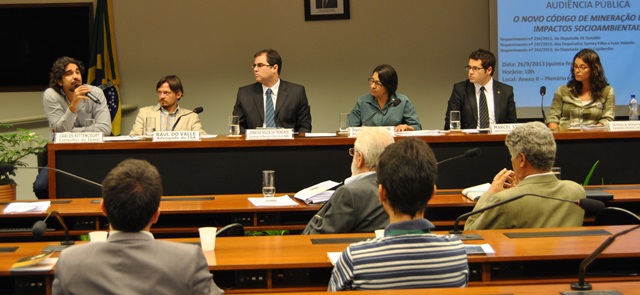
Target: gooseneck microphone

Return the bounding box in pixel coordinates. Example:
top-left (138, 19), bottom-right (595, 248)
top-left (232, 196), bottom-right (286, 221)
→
top-left (75, 84), bottom-right (101, 104)
top-left (571, 224), bottom-right (640, 291)
top-left (437, 148), bottom-right (481, 165)
top-left (32, 210), bottom-right (75, 246)
top-left (171, 107), bottom-right (204, 131)
top-left (540, 86), bottom-right (546, 119)
top-left (0, 164), bottom-right (102, 189)
top-left (361, 98), bottom-right (401, 126)
top-left (449, 193), bottom-right (605, 234)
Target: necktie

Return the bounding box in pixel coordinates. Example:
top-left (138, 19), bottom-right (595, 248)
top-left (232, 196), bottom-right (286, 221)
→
top-left (479, 86), bottom-right (489, 128)
top-left (265, 88), bottom-right (276, 128)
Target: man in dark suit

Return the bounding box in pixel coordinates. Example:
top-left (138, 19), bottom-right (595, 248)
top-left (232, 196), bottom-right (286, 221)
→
top-left (444, 49), bottom-right (516, 130)
top-left (233, 49), bottom-right (312, 134)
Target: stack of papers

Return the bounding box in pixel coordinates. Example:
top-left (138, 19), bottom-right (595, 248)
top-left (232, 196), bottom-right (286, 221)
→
top-left (3, 201), bottom-right (51, 214)
top-left (464, 244), bottom-right (495, 255)
top-left (461, 183), bottom-right (490, 201)
top-left (395, 130), bottom-right (442, 136)
top-left (294, 180), bottom-right (340, 204)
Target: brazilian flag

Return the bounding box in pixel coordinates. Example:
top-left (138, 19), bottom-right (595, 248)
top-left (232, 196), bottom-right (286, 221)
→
top-left (87, 0), bottom-right (122, 135)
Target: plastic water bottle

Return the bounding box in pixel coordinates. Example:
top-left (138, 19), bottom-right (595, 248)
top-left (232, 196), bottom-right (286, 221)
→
top-left (630, 95), bottom-right (638, 121)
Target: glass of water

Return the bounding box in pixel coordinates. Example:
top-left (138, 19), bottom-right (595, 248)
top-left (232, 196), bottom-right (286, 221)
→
top-left (228, 115), bottom-right (240, 136)
top-left (450, 111), bottom-right (461, 130)
top-left (262, 170), bottom-right (275, 200)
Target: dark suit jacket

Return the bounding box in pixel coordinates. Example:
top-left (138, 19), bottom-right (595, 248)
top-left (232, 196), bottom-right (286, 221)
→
top-left (233, 80), bottom-right (312, 133)
top-left (444, 79), bottom-right (517, 129)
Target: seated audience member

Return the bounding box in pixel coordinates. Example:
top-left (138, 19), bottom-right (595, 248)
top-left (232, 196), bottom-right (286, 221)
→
top-left (52, 159), bottom-right (223, 295)
top-left (348, 64), bottom-right (422, 131)
top-left (130, 75), bottom-right (206, 135)
top-left (35, 56), bottom-right (112, 199)
top-left (546, 48), bottom-right (615, 129)
top-left (232, 49), bottom-right (312, 134)
top-left (444, 49), bottom-right (516, 130)
top-left (465, 122), bottom-right (586, 230)
top-left (329, 138), bottom-right (468, 291)
top-left (303, 127), bottom-right (394, 234)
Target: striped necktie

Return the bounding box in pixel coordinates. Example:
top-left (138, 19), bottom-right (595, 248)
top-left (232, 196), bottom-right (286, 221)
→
top-left (479, 86), bottom-right (489, 128)
top-left (265, 88), bottom-right (276, 128)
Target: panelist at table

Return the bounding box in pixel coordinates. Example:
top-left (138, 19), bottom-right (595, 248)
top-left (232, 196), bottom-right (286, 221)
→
top-left (546, 48), bottom-right (615, 129)
top-left (130, 75), bottom-right (206, 136)
top-left (464, 122), bottom-right (586, 230)
top-left (35, 56), bottom-right (112, 199)
top-left (233, 48), bottom-right (312, 134)
top-left (52, 159), bottom-right (223, 295)
top-left (348, 64), bottom-right (422, 132)
top-left (444, 49), bottom-right (516, 130)
top-left (329, 138), bottom-right (468, 291)
top-left (303, 127), bottom-right (394, 235)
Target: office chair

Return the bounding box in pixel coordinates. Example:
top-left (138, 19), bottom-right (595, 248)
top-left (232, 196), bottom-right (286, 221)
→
top-left (593, 207), bottom-right (640, 226)
top-left (216, 223), bottom-right (245, 237)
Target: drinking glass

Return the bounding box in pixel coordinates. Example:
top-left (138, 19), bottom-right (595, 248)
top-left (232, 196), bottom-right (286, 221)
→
top-left (450, 111), bottom-right (461, 130)
top-left (145, 117), bottom-right (156, 136)
top-left (228, 116), bottom-right (240, 136)
top-left (338, 113), bottom-right (349, 134)
top-left (262, 170), bottom-right (275, 199)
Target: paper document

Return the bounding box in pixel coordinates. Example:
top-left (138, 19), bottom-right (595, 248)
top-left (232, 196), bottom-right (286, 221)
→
top-left (461, 183), bottom-right (490, 201)
top-left (395, 130), bottom-right (442, 136)
top-left (464, 244), bottom-right (495, 255)
top-left (327, 252), bottom-right (342, 265)
top-left (200, 134), bottom-right (218, 138)
top-left (3, 201), bottom-right (51, 214)
top-left (103, 136), bottom-right (142, 142)
top-left (294, 180), bottom-right (340, 204)
top-left (305, 133), bottom-right (337, 137)
top-left (248, 195), bottom-right (299, 207)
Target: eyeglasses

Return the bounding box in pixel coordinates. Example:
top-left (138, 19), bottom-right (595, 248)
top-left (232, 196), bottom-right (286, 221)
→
top-left (367, 78), bottom-right (383, 86)
top-left (573, 65), bottom-right (590, 71)
top-left (465, 66), bottom-right (484, 72)
top-left (252, 63), bottom-right (271, 69)
top-left (349, 147), bottom-right (356, 157)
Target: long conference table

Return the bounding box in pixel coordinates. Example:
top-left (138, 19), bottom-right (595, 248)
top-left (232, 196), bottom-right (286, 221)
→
top-left (1, 225), bottom-right (638, 294)
top-left (3, 185), bottom-right (639, 241)
top-left (46, 129), bottom-right (640, 198)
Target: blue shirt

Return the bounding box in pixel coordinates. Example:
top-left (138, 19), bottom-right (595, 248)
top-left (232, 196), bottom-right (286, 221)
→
top-left (328, 219), bottom-right (468, 291)
top-left (349, 93), bottom-right (422, 130)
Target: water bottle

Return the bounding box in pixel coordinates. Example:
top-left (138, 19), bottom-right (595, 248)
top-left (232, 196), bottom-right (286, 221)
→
top-left (630, 95), bottom-right (638, 121)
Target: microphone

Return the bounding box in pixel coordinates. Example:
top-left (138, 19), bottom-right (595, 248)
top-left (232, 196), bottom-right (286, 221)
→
top-left (0, 164), bottom-right (102, 189)
top-left (75, 84), bottom-right (101, 104)
top-left (571, 224), bottom-right (640, 291)
top-left (449, 193), bottom-right (605, 234)
top-left (361, 98), bottom-right (401, 126)
top-left (540, 86), bottom-right (546, 119)
top-left (171, 107), bottom-right (204, 131)
top-left (437, 148), bottom-right (481, 165)
top-left (32, 210), bottom-right (75, 247)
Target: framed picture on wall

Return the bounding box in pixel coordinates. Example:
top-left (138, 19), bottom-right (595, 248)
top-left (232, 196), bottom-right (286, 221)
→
top-left (304, 0), bottom-right (350, 21)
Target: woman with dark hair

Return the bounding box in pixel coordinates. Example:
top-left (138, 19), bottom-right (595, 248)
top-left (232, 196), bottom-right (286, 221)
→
top-left (546, 49), bottom-right (615, 129)
top-left (349, 64), bottom-right (422, 131)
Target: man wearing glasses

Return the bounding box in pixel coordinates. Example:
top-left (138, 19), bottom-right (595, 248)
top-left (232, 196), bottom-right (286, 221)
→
top-left (232, 49), bottom-right (312, 134)
top-left (303, 127), bottom-right (394, 234)
top-left (444, 49), bottom-right (517, 130)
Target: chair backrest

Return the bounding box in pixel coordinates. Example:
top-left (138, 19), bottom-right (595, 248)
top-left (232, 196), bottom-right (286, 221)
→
top-left (593, 207), bottom-right (640, 226)
top-left (216, 223), bottom-right (245, 237)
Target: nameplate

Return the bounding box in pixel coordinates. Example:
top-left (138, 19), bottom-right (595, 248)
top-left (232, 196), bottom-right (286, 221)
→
top-left (348, 126), bottom-right (395, 138)
top-left (490, 123), bottom-right (522, 134)
top-left (54, 132), bottom-right (103, 143)
top-left (152, 131), bottom-right (200, 142)
top-left (608, 121), bottom-right (640, 131)
top-left (245, 129), bottom-right (293, 140)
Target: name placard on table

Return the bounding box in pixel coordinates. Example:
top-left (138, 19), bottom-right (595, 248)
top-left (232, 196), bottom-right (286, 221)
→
top-left (54, 132), bottom-right (103, 143)
top-left (348, 126), bottom-right (395, 138)
top-left (490, 123), bottom-right (523, 134)
top-left (245, 129), bottom-right (294, 140)
top-left (608, 121), bottom-right (640, 131)
top-left (152, 131), bottom-right (200, 142)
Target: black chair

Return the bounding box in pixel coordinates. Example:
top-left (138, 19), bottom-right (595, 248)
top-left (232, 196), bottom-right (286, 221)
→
top-left (216, 223), bottom-right (245, 237)
top-left (593, 207), bottom-right (640, 226)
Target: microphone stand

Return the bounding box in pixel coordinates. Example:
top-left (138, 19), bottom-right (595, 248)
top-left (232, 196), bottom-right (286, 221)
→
top-left (32, 211), bottom-right (75, 252)
top-left (7, 166), bottom-right (102, 188)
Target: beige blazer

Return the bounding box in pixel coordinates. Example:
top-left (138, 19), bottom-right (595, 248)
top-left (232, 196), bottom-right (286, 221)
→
top-left (464, 174), bottom-right (586, 230)
top-left (130, 104), bottom-right (206, 136)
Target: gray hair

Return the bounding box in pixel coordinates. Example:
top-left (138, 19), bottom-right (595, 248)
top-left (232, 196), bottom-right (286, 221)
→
top-left (505, 122), bottom-right (556, 171)
top-left (354, 127), bottom-right (395, 170)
